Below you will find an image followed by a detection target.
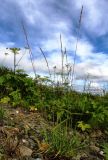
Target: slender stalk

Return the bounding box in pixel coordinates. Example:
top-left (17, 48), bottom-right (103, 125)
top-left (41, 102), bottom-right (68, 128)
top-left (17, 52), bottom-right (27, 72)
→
top-left (65, 47), bottom-right (67, 64)
top-left (39, 48), bottom-right (51, 78)
top-left (9, 48), bottom-right (20, 74)
top-left (1, 52), bottom-right (9, 65)
top-left (88, 81), bottom-right (91, 93)
top-left (83, 73), bottom-right (89, 92)
top-left (60, 34), bottom-right (64, 85)
top-left (71, 5), bottom-right (83, 87)
top-left (21, 22), bottom-right (37, 78)
top-left (53, 66), bottom-right (56, 84)
top-left (15, 48), bottom-right (27, 67)
top-left (64, 48), bottom-right (67, 83)
top-left (14, 52), bottom-right (16, 74)
top-left (64, 48), bottom-right (70, 84)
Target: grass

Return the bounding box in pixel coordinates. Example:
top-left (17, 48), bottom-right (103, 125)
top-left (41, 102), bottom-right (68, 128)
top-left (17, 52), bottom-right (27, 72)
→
top-left (0, 107), bottom-right (5, 125)
top-left (42, 124), bottom-right (88, 158)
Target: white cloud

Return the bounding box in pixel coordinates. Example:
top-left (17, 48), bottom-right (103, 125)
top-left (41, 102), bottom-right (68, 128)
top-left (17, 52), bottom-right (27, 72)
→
top-left (1, 35), bottom-right (108, 83)
top-left (0, 0), bottom-right (108, 90)
top-left (73, 0), bottom-right (108, 36)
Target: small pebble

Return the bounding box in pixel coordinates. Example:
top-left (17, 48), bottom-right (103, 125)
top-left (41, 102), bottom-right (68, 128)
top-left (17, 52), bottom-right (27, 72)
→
top-left (99, 151), bottom-right (104, 156)
top-left (16, 110), bottom-right (19, 114)
top-left (22, 139), bottom-right (27, 143)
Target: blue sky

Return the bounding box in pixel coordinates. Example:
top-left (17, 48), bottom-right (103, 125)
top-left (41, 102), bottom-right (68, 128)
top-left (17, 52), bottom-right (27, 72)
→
top-left (0, 0), bottom-right (108, 87)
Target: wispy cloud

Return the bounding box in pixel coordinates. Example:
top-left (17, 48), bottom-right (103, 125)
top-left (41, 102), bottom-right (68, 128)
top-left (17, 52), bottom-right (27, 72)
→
top-left (0, 0), bottom-right (108, 86)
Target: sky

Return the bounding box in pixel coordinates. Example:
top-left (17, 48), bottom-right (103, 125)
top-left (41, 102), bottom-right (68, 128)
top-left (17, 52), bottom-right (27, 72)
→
top-left (0, 0), bottom-right (108, 88)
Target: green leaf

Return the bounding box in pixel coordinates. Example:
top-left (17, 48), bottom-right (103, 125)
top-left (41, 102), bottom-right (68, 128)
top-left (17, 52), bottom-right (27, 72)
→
top-left (77, 121), bottom-right (91, 131)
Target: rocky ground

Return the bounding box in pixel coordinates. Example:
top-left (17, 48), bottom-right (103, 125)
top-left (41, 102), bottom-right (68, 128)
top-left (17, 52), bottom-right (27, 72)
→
top-left (0, 105), bottom-right (51, 160)
top-left (0, 105), bottom-right (107, 160)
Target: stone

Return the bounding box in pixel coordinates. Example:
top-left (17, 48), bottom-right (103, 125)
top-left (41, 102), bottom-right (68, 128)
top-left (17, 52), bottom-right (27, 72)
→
top-left (22, 139), bottom-right (29, 147)
top-left (18, 145), bottom-right (33, 157)
top-left (99, 150), bottom-right (104, 156)
top-left (90, 130), bottom-right (102, 138)
top-left (90, 145), bottom-right (100, 154)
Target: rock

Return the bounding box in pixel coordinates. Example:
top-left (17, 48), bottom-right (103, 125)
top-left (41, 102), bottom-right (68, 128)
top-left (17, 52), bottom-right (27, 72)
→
top-left (90, 130), bottom-right (102, 138)
top-left (22, 139), bottom-right (29, 147)
top-left (80, 153), bottom-right (88, 159)
top-left (90, 145), bottom-right (100, 155)
top-left (1, 127), bottom-right (20, 137)
top-left (99, 150), bottom-right (104, 156)
top-left (6, 136), bottom-right (19, 152)
top-left (16, 110), bottom-right (19, 114)
top-left (28, 138), bottom-right (37, 149)
top-left (18, 145), bottom-right (33, 157)
top-left (73, 154), bottom-right (81, 160)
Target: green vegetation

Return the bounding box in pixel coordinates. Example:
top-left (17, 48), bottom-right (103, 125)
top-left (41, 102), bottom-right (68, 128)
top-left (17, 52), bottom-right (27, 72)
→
top-left (103, 143), bottom-right (108, 160)
top-left (0, 107), bottom-right (5, 125)
top-left (0, 65), bottom-right (108, 159)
